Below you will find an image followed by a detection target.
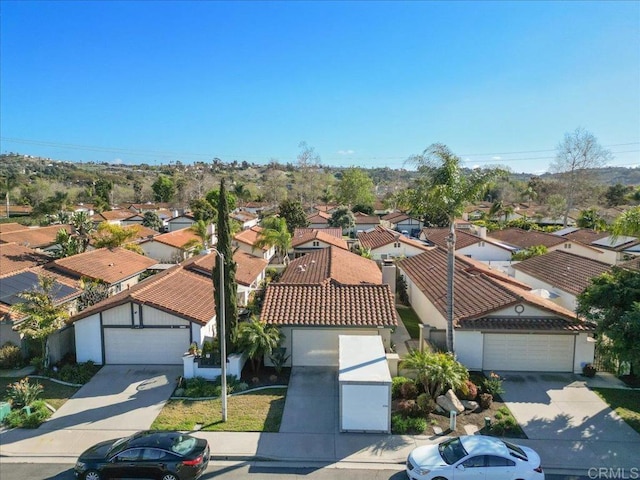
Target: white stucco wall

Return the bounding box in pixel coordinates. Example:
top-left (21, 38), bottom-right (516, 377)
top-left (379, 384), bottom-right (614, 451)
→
top-left (74, 315), bottom-right (103, 364)
top-left (573, 332), bottom-right (596, 373)
top-left (549, 243), bottom-right (608, 263)
top-left (458, 243), bottom-right (512, 262)
top-left (140, 241), bottom-right (185, 263)
top-left (512, 270), bottom-right (577, 311)
top-left (399, 270), bottom-right (447, 330)
top-left (455, 331), bottom-right (484, 371)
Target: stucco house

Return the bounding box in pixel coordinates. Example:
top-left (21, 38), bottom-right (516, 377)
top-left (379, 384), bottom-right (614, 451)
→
top-left (291, 228), bottom-right (348, 258)
top-left (233, 226), bottom-right (275, 261)
top-left (230, 209), bottom-right (259, 230)
top-left (307, 211), bottom-right (331, 229)
top-left (166, 213), bottom-right (198, 232)
top-left (397, 247), bottom-right (595, 373)
top-left (138, 227), bottom-right (202, 263)
top-left (71, 255), bottom-right (216, 365)
top-left (511, 250), bottom-right (611, 311)
top-left (420, 228), bottom-right (513, 263)
top-left (353, 212), bottom-right (381, 233)
top-left (381, 212), bottom-right (424, 236)
top-left (553, 227), bottom-right (640, 265)
top-left (357, 226), bottom-right (429, 261)
top-left (0, 224), bottom-right (71, 256)
top-left (261, 246), bottom-right (398, 367)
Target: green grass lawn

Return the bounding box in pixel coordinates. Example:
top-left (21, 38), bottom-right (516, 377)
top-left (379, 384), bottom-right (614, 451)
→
top-left (151, 388), bottom-right (286, 432)
top-left (1, 377), bottom-right (79, 410)
top-left (593, 387), bottom-right (640, 434)
top-left (396, 306), bottom-right (421, 339)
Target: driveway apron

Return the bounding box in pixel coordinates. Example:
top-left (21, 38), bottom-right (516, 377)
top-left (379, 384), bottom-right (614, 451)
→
top-left (498, 372), bottom-right (640, 442)
top-left (279, 367), bottom-right (338, 434)
top-left (39, 365), bottom-right (182, 431)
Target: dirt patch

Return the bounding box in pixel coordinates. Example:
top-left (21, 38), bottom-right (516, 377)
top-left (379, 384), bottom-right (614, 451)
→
top-left (240, 365), bottom-right (290, 388)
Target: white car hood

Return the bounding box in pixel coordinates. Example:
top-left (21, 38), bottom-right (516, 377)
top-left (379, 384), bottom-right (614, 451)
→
top-left (409, 445), bottom-right (449, 468)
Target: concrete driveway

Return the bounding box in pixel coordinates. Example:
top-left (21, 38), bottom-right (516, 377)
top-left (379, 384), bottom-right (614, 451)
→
top-left (39, 365), bottom-right (182, 431)
top-left (498, 372), bottom-right (640, 442)
top-left (279, 367), bottom-right (338, 434)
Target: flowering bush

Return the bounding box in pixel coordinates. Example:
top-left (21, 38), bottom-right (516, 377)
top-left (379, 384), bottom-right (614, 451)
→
top-left (483, 372), bottom-right (505, 396)
top-left (6, 378), bottom-right (44, 408)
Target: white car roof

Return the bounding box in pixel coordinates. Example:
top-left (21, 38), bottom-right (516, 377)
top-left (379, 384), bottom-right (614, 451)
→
top-left (460, 435), bottom-right (508, 457)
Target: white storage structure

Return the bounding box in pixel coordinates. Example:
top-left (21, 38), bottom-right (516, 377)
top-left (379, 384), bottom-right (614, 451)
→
top-left (338, 335), bottom-right (391, 433)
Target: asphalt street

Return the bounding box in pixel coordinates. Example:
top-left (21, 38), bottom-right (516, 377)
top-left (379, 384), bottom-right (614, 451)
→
top-left (0, 461), bottom-right (591, 479)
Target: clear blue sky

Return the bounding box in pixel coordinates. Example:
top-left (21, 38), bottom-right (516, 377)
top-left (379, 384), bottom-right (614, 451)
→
top-left (1, 1), bottom-right (639, 173)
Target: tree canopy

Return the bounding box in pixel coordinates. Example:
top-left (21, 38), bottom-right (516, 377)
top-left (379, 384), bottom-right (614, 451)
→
top-left (278, 199), bottom-right (308, 234)
top-left (151, 175), bottom-right (175, 202)
top-left (335, 167), bottom-right (375, 208)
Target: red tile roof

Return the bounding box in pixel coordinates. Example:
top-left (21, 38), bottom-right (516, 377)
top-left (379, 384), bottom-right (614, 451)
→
top-left (280, 246), bottom-right (382, 285)
top-left (92, 210), bottom-right (138, 222)
top-left (0, 223), bottom-right (28, 234)
top-left (420, 228), bottom-right (483, 249)
top-left (71, 261), bottom-right (215, 325)
top-left (234, 226), bottom-right (268, 251)
top-left (558, 228), bottom-right (609, 244)
top-left (0, 243), bottom-right (51, 277)
top-left (512, 250), bottom-right (611, 295)
top-left (488, 228), bottom-right (566, 249)
top-left (358, 226), bottom-right (429, 251)
top-left (49, 247), bottom-right (157, 285)
top-left (353, 212), bottom-right (381, 225)
top-left (307, 211), bottom-right (331, 222)
top-left (293, 228), bottom-right (342, 239)
top-left (145, 227), bottom-right (201, 249)
top-left (397, 247), bottom-right (591, 331)
top-left (0, 224), bottom-right (71, 248)
top-left (291, 229), bottom-right (348, 250)
top-left (188, 251), bottom-right (268, 287)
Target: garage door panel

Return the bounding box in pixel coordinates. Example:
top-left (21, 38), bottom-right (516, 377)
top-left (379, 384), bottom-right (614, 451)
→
top-left (341, 384), bottom-right (389, 432)
top-left (483, 334), bottom-right (574, 372)
top-left (292, 329), bottom-right (376, 366)
top-left (104, 328), bottom-right (189, 364)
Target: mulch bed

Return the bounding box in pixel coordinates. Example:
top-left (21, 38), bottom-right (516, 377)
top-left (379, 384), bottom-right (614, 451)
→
top-left (240, 365), bottom-right (291, 388)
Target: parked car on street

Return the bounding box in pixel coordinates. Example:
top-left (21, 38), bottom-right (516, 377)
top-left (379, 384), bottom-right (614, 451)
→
top-left (406, 435), bottom-right (544, 480)
top-left (74, 430), bottom-right (209, 480)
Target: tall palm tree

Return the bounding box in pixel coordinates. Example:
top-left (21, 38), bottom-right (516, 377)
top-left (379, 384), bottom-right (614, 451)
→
top-left (187, 220), bottom-right (213, 250)
top-left (235, 317), bottom-right (282, 372)
top-left (410, 144), bottom-right (503, 353)
top-left (70, 211), bottom-right (95, 253)
top-left (256, 216), bottom-right (292, 264)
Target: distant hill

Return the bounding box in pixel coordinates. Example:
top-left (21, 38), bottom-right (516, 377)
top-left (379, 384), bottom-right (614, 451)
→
top-left (509, 167), bottom-right (640, 186)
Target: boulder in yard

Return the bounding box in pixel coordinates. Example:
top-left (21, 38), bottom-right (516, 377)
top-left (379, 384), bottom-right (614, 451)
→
top-left (462, 400), bottom-right (480, 412)
top-left (436, 389), bottom-right (465, 414)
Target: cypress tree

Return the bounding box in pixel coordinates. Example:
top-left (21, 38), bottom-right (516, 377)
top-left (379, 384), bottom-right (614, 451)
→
top-left (213, 178), bottom-right (238, 355)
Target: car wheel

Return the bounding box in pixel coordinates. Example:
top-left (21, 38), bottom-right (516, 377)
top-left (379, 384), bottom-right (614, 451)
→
top-left (160, 473), bottom-right (179, 480)
top-left (83, 471), bottom-right (101, 480)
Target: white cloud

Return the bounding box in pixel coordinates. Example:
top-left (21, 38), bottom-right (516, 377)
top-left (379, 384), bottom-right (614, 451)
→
top-left (337, 149), bottom-right (355, 155)
top-left (492, 156), bottom-right (502, 160)
top-left (471, 164), bottom-right (480, 169)
top-left (113, 158), bottom-right (123, 164)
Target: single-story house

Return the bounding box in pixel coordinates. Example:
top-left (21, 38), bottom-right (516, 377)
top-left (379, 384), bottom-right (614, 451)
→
top-left (0, 224), bottom-right (71, 255)
top-left (91, 209), bottom-right (138, 225)
top-left (71, 256), bottom-right (216, 365)
top-left (357, 226), bottom-right (429, 261)
top-left (420, 228), bottom-right (513, 262)
top-left (166, 214), bottom-right (197, 232)
top-left (233, 226), bottom-right (275, 261)
top-left (397, 247), bottom-right (595, 373)
top-left (138, 227), bottom-right (202, 263)
top-left (553, 227), bottom-right (639, 265)
top-left (261, 246), bottom-right (398, 367)
top-left (291, 228), bottom-right (348, 258)
top-left (381, 212), bottom-right (423, 236)
top-left (46, 247), bottom-right (158, 296)
top-left (353, 212), bottom-right (381, 233)
top-left (307, 211), bottom-right (331, 229)
top-left (230, 210), bottom-right (259, 230)
top-left (511, 250), bottom-right (611, 311)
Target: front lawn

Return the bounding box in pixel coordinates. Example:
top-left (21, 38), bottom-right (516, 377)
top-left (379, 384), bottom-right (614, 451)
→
top-left (593, 387), bottom-right (640, 434)
top-left (1, 377), bottom-right (79, 410)
top-left (151, 388), bottom-right (286, 432)
top-left (396, 306), bottom-right (421, 339)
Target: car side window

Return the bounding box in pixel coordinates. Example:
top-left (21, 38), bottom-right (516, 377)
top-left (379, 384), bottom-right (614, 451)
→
top-left (141, 448), bottom-right (168, 461)
top-left (116, 448), bottom-right (142, 462)
top-left (486, 455), bottom-right (516, 467)
top-left (462, 455), bottom-right (485, 468)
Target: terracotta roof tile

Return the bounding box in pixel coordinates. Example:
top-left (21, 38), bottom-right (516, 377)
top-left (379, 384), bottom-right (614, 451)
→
top-left (307, 211), bottom-right (331, 222)
top-left (293, 228), bottom-right (342, 239)
top-left (0, 224), bottom-right (71, 249)
top-left (620, 256), bottom-right (640, 271)
top-left (187, 251), bottom-right (268, 287)
top-left (291, 229), bottom-right (348, 249)
top-left (0, 243), bottom-right (51, 277)
top-left (381, 211), bottom-right (409, 222)
top-left (71, 262), bottom-right (215, 325)
top-left (558, 228), bottom-right (609, 244)
top-left (261, 282), bottom-right (397, 327)
top-left (420, 228), bottom-right (484, 250)
top-left (93, 210), bottom-right (138, 222)
top-left (512, 250), bottom-right (611, 295)
top-left (234, 226), bottom-right (268, 251)
top-left (0, 223), bottom-right (28, 234)
top-left (358, 226), bottom-right (429, 251)
top-left (280, 247), bottom-right (382, 285)
top-left (49, 247), bottom-right (157, 285)
top-left (460, 316), bottom-right (592, 331)
top-left (353, 212), bottom-right (381, 225)
top-left (488, 228), bottom-right (566, 249)
top-left (145, 227), bottom-right (201, 249)
top-left (397, 247), bottom-right (590, 331)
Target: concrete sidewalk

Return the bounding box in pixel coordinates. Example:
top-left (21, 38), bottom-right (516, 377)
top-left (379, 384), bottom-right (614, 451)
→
top-left (2, 427), bottom-right (640, 474)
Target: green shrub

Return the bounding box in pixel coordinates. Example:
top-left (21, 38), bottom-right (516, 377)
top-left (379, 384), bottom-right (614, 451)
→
top-left (482, 372), bottom-right (505, 396)
top-left (497, 406), bottom-right (510, 416)
top-left (494, 411), bottom-right (503, 420)
top-left (30, 357), bottom-right (43, 370)
top-left (0, 342), bottom-right (23, 369)
top-left (55, 361), bottom-right (100, 384)
top-left (3, 400), bottom-right (50, 428)
top-left (391, 414), bottom-right (427, 434)
top-left (479, 393), bottom-right (493, 409)
top-left (416, 393), bottom-right (436, 415)
top-left (6, 378), bottom-right (44, 408)
top-left (183, 377), bottom-right (220, 397)
top-left (399, 381), bottom-right (419, 400)
top-left (490, 415), bottom-right (518, 436)
top-left (392, 377), bottom-right (412, 399)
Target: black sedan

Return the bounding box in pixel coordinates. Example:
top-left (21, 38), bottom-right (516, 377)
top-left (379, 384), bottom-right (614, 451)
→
top-left (74, 430), bottom-right (209, 480)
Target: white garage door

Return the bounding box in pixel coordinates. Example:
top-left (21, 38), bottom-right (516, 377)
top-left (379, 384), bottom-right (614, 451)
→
top-left (483, 334), bottom-right (574, 372)
top-left (104, 328), bottom-right (190, 364)
top-left (292, 329), bottom-right (376, 366)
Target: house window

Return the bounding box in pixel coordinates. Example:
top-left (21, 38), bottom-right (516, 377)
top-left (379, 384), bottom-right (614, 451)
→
top-left (312, 241), bottom-right (320, 247)
top-left (394, 242), bottom-right (401, 248)
top-left (479, 241), bottom-right (485, 247)
top-left (564, 243), bottom-right (571, 249)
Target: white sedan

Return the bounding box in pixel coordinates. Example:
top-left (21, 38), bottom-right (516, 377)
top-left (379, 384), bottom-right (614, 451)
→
top-left (406, 435), bottom-right (544, 480)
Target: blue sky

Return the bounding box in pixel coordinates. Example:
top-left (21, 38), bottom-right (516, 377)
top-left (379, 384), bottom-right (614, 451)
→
top-left (1, 1), bottom-right (639, 173)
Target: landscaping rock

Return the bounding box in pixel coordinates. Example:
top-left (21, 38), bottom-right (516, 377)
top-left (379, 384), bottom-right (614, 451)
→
top-left (462, 400), bottom-right (479, 412)
top-left (436, 389), bottom-right (465, 414)
top-left (433, 426), bottom-right (443, 435)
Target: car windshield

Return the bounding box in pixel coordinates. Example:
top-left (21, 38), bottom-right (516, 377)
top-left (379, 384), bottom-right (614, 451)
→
top-left (171, 435), bottom-right (197, 456)
top-left (438, 438), bottom-right (468, 465)
top-left (107, 435), bottom-right (133, 458)
top-left (503, 440), bottom-right (528, 461)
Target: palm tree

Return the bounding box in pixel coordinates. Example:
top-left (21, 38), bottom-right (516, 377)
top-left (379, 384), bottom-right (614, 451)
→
top-left (256, 216), bottom-right (292, 264)
top-left (11, 274), bottom-right (70, 370)
top-left (186, 219), bottom-right (213, 252)
top-left (401, 350), bottom-right (468, 399)
top-left (70, 211), bottom-right (95, 253)
top-left (410, 144), bottom-right (503, 353)
top-left (236, 318), bottom-right (282, 373)
top-left (54, 228), bottom-right (80, 258)
top-left (612, 206), bottom-right (640, 238)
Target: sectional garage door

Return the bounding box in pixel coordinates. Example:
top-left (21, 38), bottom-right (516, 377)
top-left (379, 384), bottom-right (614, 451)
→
top-left (104, 328), bottom-right (190, 365)
top-left (483, 334), bottom-right (574, 372)
top-left (291, 329), bottom-right (377, 366)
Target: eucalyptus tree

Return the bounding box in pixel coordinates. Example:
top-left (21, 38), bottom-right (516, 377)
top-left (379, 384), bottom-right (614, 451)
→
top-left (407, 144), bottom-right (504, 353)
